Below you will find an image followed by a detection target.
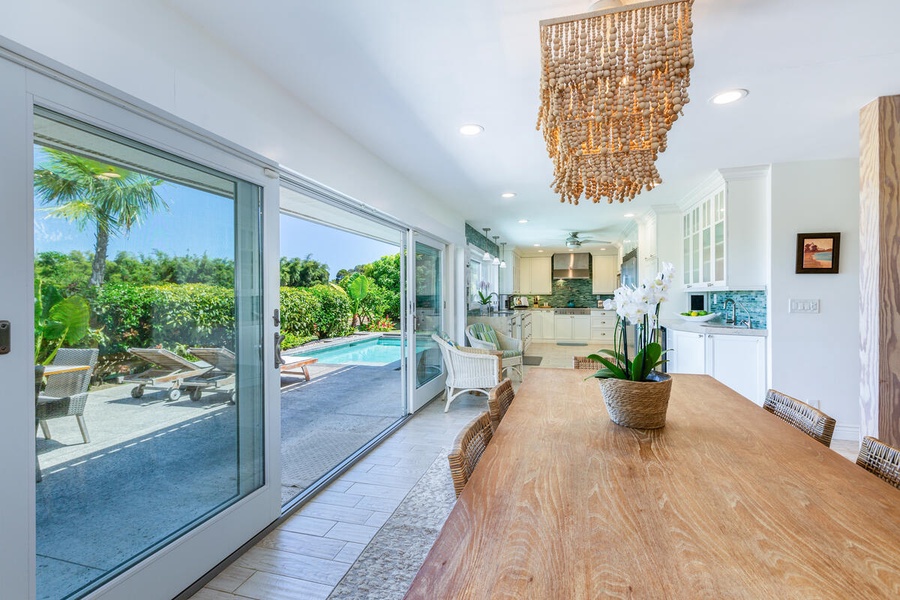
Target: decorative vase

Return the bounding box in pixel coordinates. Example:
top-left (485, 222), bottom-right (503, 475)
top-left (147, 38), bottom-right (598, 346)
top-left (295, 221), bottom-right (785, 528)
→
top-left (598, 373), bottom-right (673, 429)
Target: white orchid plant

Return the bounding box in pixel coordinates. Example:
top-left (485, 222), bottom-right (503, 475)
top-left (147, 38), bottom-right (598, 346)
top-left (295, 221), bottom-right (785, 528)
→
top-left (588, 262), bottom-right (675, 382)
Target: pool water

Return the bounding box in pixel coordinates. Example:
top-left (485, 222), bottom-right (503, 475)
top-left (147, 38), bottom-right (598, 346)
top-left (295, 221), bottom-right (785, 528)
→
top-left (297, 337), bottom-right (402, 366)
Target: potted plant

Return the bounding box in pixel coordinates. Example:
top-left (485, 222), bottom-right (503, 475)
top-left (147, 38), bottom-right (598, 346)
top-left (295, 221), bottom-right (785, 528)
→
top-left (587, 262), bottom-right (675, 429)
top-left (476, 281), bottom-right (496, 313)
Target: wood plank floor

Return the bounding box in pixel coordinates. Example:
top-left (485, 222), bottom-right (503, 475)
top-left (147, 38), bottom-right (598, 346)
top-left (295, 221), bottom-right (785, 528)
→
top-left (190, 343), bottom-right (861, 599)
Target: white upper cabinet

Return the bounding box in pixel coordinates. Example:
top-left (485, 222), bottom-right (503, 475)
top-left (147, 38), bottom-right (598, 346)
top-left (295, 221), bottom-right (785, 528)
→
top-left (679, 168), bottom-right (767, 291)
top-left (591, 254), bottom-right (617, 294)
top-left (517, 256), bottom-right (552, 295)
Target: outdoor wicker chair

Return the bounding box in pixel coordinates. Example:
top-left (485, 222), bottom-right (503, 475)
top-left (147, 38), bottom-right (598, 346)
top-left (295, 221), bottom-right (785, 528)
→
top-left (448, 411), bottom-right (493, 498)
top-left (856, 435), bottom-right (900, 490)
top-left (573, 356), bottom-right (603, 370)
top-left (466, 323), bottom-right (523, 381)
top-left (763, 389), bottom-right (836, 447)
top-left (37, 348), bottom-right (98, 444)
top-left (35, 364), bottom-right (45, 482)
top-left (488, 378), bottom-right (515, 433)
top-left (432, 334), bottom-right (501, 412)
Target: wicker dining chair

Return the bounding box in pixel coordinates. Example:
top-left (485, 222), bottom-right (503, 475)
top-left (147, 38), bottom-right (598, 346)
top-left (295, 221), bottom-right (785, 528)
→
top-left (448, 411), bottom-right (493, 498)
top-left (37, 348), bottom-right (99, 444)
top-left (856, 436), bottom-right (900, 490)
top-left (488, 378), bottom-right (515, 433)
top-left (763, 389), bottom-right (836, 447)
top-left (573, 356), bottom-right (602, 370)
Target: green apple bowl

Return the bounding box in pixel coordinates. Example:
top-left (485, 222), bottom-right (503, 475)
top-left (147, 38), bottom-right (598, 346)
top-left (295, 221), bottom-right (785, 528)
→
top-left (679, 313), bottom-right (718, 322)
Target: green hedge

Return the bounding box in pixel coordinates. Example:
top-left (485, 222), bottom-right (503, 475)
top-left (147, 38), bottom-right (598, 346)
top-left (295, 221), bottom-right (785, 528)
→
top-left (93, 282), bottom-right (353, 356)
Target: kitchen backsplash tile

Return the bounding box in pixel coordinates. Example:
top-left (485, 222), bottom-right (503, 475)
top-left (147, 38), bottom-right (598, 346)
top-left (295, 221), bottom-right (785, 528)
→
top-left (521, 279), bottom-right (611, 308)
top-left (708, 290), bottom-right (767, 329)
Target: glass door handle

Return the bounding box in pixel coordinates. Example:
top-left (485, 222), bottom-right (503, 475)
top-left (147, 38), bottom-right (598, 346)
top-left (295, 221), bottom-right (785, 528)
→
top-left (275, 332), bottom-right (285, 367)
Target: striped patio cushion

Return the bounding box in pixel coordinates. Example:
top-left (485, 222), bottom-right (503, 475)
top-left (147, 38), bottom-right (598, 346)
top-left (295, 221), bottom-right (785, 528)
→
top-left (470, 322), bottom-right (500, 349)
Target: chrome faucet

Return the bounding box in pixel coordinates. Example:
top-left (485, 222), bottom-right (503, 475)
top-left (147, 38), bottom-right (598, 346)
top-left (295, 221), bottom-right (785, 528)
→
top-left (723, 298), bottom-right (752, 329)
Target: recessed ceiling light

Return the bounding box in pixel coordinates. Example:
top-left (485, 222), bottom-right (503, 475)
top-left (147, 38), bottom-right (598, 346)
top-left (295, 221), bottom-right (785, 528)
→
top-left (600, 247), bottom-right (607, 251)
top-left (459, 124), bottom-right (484, 136)
top-left (538, 249), bottom-right (544, 253)
top-left (624, 213), bottom-right (635, 218)
top-left (533, 243), bottom-right (541, 247)
top-left (501, 192), bottom-right (516, 199)
top-left (710, 89), bottom-right (748, 105)
top-left (518, 219), bottom-right (528, 224)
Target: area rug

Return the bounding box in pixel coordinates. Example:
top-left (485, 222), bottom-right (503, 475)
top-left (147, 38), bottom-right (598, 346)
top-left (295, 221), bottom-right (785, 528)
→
top-left (523, 356), bottom-right (543, 366)
top-left (557, 341), bottom-right (588, 346)
top-left (328, 451), bottom-right (456, 599)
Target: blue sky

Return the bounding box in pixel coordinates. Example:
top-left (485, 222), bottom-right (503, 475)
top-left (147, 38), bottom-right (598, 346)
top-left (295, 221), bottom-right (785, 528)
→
top-left (33, 160), bottom-right (398, 277)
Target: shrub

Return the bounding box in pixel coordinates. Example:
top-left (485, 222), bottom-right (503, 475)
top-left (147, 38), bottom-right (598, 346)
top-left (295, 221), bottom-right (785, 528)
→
top-left (279, 287), bottom-right (319, 340)
top-left (309, 284), bottom-right (353, 338)
top-left (280, 332), bottom-right (317, 350)
top-left (94, 283), bottom-right (234, 354)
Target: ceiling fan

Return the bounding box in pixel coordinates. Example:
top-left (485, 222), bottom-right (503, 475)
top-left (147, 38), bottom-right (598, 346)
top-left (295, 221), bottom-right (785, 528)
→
top-left (564, 231), bottom-right (610, 248)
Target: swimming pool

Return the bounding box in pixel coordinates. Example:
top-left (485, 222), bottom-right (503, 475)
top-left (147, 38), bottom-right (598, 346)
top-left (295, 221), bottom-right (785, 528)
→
top-left (295, 337), bottom-right (402, 366)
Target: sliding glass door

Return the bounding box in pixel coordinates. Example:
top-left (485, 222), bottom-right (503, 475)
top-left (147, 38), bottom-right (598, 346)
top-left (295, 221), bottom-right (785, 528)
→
top-left (410, 235), bottom-right (446, 412)
top-left (0, 56), bottom-right (279, 600)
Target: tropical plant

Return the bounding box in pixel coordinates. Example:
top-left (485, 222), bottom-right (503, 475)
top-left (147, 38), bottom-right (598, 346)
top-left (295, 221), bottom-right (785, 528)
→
top-left (345, 273), bottom-right (372, 328)
top-left (34, 280), bottom-right (92, 364)
top-left (587, 263), bottom-right (675, 382)
top-left (34, 148), bottom-right (167, 287)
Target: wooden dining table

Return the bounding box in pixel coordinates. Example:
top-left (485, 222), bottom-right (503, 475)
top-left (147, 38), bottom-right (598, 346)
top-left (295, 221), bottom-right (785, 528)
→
top-left (405, 368), bottom-right (900, 599)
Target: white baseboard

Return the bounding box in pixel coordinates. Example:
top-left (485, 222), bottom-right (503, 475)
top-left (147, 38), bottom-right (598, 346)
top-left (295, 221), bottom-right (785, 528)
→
top-left (833, 423), bottom-right (859, 442)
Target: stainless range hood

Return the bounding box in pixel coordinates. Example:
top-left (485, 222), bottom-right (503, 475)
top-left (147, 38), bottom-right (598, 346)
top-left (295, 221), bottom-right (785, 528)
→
top-left (552, 252), bottom-right (592, 279)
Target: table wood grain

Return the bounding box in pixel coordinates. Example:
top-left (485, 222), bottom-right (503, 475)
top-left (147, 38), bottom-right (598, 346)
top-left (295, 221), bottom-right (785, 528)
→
top-left (42, 364), bottom-right (91, 376)
top-left (406, 368), bottom-right (900, 599)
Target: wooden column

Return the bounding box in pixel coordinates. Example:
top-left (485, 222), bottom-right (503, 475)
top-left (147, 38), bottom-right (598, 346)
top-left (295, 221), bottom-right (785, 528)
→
top-left (859, 96), bottom-right (900, 446)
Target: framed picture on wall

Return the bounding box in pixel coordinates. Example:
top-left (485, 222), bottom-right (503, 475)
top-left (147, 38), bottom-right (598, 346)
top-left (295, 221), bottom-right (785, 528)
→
top-left (795, 232), bottom-right (840, 274)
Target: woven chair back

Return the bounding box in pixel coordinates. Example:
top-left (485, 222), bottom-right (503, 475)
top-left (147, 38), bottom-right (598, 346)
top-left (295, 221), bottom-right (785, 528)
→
top-left (488, 378), bottom-right (515, 433)
top-left (448, 412), bottom-right (493, 498)
top-left (573, 356), bottom-right (602, 370)
top-left (763, 389), bottom-right (836, 447)
top-left (856, 436), bottom-right (900, 490)
top-left (43, 348), bottom-right (98, 398)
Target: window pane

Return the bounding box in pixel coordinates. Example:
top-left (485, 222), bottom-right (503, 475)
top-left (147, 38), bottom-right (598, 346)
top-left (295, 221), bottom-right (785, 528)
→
top-left (33, 108), bottom-right (263, 599)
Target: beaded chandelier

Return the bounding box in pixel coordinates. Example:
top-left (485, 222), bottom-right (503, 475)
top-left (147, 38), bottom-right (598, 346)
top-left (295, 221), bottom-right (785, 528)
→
top-left (537, 0), bottom-right (695, 204)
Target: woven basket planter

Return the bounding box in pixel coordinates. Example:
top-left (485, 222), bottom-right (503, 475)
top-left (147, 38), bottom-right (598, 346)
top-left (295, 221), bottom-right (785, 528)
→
top-left (598, 374), bottom-right (672, 429)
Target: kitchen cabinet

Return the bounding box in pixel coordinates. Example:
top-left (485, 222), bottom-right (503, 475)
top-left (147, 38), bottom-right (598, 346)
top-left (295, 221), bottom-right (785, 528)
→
top-left (590, 309), bottom-right (616, 345)
top-left (670, 330), bottom-right (706, 374)
top-left (538, 310), bottom-right (555, 340)
top-left (682, 184), bottom-right (725, 289)
top-left (591, 255), bottom-right (618, 294)
top-left (709, 334), bottom-right (766, 405)
top-left (554, 314), bottom-right (591, 341)
top-left (517, 256), bottom-right (552, 295)
top-left (531, 311), bottom-right (543, 339)
top-left (668, 327), bottom-right (767, 404)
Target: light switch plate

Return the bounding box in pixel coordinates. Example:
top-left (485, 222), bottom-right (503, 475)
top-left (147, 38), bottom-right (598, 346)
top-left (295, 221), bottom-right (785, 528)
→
top-left (789, 299), bottom-right (819, 313)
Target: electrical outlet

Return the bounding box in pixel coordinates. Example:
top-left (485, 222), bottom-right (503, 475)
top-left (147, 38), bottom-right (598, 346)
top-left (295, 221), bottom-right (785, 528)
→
top-left (789, 299), bottom-right (819, 314)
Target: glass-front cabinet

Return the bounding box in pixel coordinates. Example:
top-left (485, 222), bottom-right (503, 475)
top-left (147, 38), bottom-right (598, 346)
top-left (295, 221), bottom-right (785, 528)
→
top-left (683, 184), bottom-right (726, 289)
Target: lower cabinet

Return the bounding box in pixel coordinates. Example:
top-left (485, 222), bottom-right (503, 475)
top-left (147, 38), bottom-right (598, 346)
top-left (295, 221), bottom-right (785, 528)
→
top-left (668, 329), bottom-right (767, 404)
top-left (554, 316), bottom-right (573, 340)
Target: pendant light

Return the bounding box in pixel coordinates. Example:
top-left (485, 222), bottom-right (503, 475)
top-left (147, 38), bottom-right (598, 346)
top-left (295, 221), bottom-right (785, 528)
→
top-left (492, 236), bottom-right (501, 265)
top-left (499, 242), bottom-right (508, 269)
top-left (482, 228), bottom-right (492, 260)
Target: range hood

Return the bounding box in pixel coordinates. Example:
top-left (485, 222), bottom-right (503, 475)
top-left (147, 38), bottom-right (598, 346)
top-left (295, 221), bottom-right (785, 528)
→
top-left (552, 252), bottom-right (592, 279)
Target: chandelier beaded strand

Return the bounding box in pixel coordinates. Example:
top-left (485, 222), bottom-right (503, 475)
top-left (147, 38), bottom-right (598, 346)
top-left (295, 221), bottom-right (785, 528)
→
top-left (537, 0), bottom-right (695, 204)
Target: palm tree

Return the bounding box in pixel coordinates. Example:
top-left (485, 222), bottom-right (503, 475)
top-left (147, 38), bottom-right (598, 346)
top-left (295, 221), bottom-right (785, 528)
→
top-left (34, 148), bottom-right (167, 287)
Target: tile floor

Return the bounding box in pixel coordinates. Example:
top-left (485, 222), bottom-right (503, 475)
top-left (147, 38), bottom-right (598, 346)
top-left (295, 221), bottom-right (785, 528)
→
top-left (190, 342), bottom-right (861, 599)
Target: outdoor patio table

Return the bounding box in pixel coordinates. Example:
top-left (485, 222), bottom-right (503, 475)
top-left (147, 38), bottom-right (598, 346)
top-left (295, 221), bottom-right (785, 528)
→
top-left (280, 356), bottom-right (318, 381)
top-left (405, 368), bottom-right (900, 599)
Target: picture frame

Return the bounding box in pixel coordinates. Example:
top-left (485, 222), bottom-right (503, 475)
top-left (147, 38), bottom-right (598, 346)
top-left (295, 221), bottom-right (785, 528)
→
top-left (795, 232), bottom-right (840, 274)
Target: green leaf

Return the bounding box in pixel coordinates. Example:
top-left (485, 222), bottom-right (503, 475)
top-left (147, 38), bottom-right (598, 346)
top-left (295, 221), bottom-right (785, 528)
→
top-left (586, 354), bottom-right (627, 379)
top-left (48, 296), bottom-right (91, 344)
top-left (634, 342), bottom-right (664, 381)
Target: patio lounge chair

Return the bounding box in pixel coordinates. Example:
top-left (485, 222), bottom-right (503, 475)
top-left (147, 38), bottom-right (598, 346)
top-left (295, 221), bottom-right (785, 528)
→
top-left (125, 347), bottom-right (212, 402)
top-left (37, 348), bottom-right (99, 444)
top-left (432, 333), bottom-right (501, 412)
top-left (187, 347), bottom-right (238, 403)
top-left (465, 323), bottom-right (524, 381)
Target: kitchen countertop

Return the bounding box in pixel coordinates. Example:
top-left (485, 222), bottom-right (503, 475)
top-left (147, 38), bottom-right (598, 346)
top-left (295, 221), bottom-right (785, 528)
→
top-left (660, 318), bottom-right (767, 337)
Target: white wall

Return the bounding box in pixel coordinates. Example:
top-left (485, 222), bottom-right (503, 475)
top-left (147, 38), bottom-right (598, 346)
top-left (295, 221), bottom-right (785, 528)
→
top-left (1, 0), bottom-right (465, 245)
top-left (768, 159), bottom-right (860, 439)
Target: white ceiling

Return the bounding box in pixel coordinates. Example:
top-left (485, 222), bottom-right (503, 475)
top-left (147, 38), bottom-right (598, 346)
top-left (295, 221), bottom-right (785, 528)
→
top-left (167, 0), bottom-right (900, 254)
